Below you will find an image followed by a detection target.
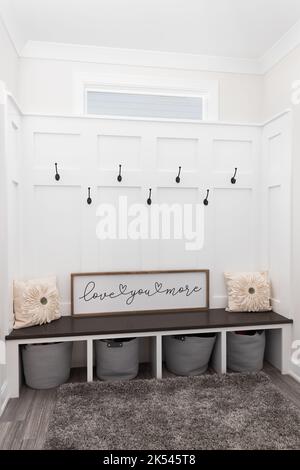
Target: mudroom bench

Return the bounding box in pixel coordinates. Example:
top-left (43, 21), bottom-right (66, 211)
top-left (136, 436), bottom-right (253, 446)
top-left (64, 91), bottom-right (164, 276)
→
top-left (6, 308), bottom-right (293, 398)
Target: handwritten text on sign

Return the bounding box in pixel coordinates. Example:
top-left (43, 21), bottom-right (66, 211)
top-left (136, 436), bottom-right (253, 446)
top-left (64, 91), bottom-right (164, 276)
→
top-left (71, 271), bottom-right (209, 317)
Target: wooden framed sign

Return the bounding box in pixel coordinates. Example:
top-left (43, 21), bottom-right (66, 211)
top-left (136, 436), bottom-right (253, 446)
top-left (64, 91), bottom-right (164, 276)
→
top-left (71, 270), bottom-right (209, 317)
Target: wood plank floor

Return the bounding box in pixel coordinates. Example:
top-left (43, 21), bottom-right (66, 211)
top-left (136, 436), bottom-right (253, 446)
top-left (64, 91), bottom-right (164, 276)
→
top-left (0, 362), bottom-right (299, 450)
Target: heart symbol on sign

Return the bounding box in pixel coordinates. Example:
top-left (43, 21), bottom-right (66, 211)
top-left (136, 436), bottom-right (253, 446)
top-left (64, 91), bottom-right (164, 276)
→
top-left (155, 282), bottom-right (163, 292)
top-left (119, 284), bottom-right (127, 294)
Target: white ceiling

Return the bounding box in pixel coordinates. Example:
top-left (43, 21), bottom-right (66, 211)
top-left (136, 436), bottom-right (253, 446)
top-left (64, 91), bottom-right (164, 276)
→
top-left (2, 0), bottom-right (300, 59)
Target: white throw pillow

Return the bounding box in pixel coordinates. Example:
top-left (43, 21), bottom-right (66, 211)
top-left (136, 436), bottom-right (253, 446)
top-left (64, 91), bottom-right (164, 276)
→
top-left (13, 276), bottom-right (61, 329)
top-left (224, 271), bottom-right (272, 312)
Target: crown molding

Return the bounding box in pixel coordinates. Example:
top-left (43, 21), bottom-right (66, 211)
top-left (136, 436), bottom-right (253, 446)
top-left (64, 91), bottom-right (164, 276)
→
top-left (260, 19), bottom-right (300, 74)
top-left (19, 35), bottom-right (300, 75)
top-left (0, 12), bottom-right (20, 56)
top-left (1, 8), bottom-right (300, 76)
top-left (20, 40), bottom-right (262, 75)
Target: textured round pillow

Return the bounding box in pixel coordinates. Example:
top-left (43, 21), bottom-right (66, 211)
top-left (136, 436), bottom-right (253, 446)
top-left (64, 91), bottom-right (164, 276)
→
top-left (13, 276), bottom-right (60, 329)
top-left (224, 271), bottom-right (272, 312)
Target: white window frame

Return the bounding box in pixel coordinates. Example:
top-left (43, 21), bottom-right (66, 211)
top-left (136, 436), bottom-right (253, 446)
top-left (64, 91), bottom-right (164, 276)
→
top-left (73, 73), bottom-right (219, 121)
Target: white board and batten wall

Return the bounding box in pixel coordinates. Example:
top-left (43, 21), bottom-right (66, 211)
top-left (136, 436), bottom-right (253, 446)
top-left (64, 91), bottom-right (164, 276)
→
top-left (21, 116), bottom-right (265, 316)
top-left (261, 112), bottom-right (292, 317)
top-left (1, 92), bottom-right (292, 366)
top-left (0, 87), bottom-right (21, 414)
top-left (20, 112), bottom-right (292, 316)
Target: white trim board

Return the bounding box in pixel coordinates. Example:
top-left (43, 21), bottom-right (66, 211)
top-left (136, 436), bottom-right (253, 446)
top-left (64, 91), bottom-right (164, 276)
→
top-left (260, 18), bottom-right (300, 74)
top-left (0, 381), bottom-right (9, 417)
top-left (21, 41), bottom-right (261, 75)
top-left (15, 108), bottom-right (293, 128)
top-left (289, 369), bottom-right (300, 383)
top-left (19, 29), bottom-right (300, 75)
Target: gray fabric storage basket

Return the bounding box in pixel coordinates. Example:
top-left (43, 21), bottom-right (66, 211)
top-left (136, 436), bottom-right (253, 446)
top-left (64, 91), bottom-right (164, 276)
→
top-left (227, 330), bottom-right (266, 372)
top-left (95, 338), bottom-right (139, 381)
top-left (164, 334), bottom-right (216, 376)
top-left (22, 341), bottom-right (73, 389)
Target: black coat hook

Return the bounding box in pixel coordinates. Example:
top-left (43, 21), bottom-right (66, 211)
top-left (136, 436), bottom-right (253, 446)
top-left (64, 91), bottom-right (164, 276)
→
top-left (147, 188), bottom-right (152, 206)
top-left (203, 189), bottom-right (210, 206)
top-left (87, 187), bottom-right (92, 205)
top-left (117, 164), bottom-right (122, 182)
top-left (231, 167), bottom-right (238, 184)
top-left (54, 163), bottom-right (60, 181)
top-left (175, 166), bottom-right (182, 183)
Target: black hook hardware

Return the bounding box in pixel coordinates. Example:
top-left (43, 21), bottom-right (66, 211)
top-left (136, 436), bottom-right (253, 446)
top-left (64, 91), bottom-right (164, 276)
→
top-left (117, 164), bottom-right (122, 182)
top-left (231, 167), bottom-right (238, 184)
top-left (175, 166), bottom-right (182, 183)
top-left (147, 188), bottom-right (152, 206)
top-left (55, 163), bottom-right (60, 181)
top-left (87, 187), bottom-right (92, 205)
top-left (203, 189), bottom-right (210, 206)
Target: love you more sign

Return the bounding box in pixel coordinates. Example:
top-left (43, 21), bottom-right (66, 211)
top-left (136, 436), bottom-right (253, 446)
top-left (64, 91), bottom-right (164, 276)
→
top-left (71, 270), bottom-right (209, 317)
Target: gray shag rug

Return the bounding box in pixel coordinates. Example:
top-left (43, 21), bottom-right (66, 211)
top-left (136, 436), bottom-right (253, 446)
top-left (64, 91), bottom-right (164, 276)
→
top-left (44, 372), bottom-right (300, 450)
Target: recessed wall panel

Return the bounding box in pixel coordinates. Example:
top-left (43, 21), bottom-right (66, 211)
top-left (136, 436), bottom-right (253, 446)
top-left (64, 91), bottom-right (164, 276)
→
top-left (157, 137), bottom-right (198, 170)
top-left (34, 133), bottom-right (81, 168)
top-left (33, 186), bottom-right (81, 303)
top-left (268, 186), bottom-right (281, 303)
top-left (268, 133), bottom-right (282, 175)
top-left (213, 139), bottom-right (252, 172)
top-left (97, 186), bottom-right (141, 270)
top-left (98, 135), bottom-right (141, 169)
top-left (156, 187), bottom-right (200, 269)
top-left (213, 188), bottom-right (253, 297)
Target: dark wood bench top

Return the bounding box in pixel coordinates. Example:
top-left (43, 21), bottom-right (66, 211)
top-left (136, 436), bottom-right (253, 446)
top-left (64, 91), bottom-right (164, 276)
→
top-left (6, 309), bottom-right (292, 341)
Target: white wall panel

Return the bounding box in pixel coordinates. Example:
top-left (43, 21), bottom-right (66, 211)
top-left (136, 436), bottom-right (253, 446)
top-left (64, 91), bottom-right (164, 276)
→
top-left (20, 117), bottom-right (262, 312)
top-left (156, 187), bottom-right (200, 269)
top-left (213, 139), bottom-right (252, 173)
top-left (157, 137), bottom-right (198, 170)
top-left (268, 132), bottom-right (282, 178)
top-left (20, 115), bottom-right (285, 318)
top-left (96, 186), bottom-right (142, 270)
top-left (213, 188), bottom-right (254, 301)
top-left (32, 186), bottom-right (82, 303)
top-left (10, 111), bottom-right (291, 373)
top-left (268, 186), bottom-right (281, 304)
top-left (98, 134), bottom-right (141, 170)
top-left (34, 132), bottom-right (81, 169)
top-left (0, 91), bottom-right (22, 412)
top-left (261, 112), bottom-right (292, 315)
top-left (6, 99), bottom-right (22, 330)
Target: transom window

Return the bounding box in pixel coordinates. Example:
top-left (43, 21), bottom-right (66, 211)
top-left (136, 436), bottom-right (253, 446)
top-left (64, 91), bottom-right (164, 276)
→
top-left (85, 90), bottom-right (204, 120)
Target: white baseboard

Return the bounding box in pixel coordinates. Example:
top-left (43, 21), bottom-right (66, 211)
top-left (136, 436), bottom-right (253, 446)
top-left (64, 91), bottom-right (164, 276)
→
top-left (0, 380), bottom-right (9, 417)
top-left (288, 369), bottom-right (300, 384)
